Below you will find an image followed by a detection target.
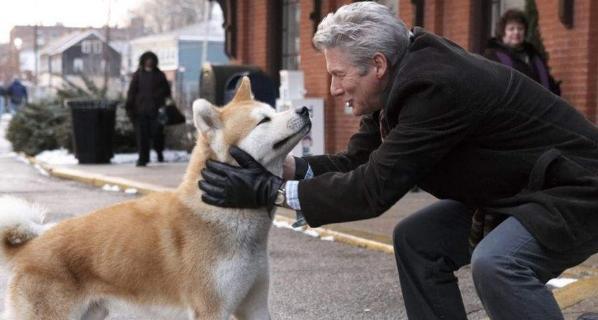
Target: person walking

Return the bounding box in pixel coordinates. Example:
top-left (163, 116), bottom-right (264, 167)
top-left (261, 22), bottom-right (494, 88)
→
top-left (0, 84), bottom-right (6, 115)
top-left (125, 51), bottom-right (171, 167)
top-left (198, 2), bottom-right (598, 320)
top-left (484, 9), bottom-right (561, 95)
top-left (6, 78), bottom-right (28, 114)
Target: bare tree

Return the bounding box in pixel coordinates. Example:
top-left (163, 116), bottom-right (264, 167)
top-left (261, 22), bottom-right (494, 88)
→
top-left (130, 0), bottom-right (208, 33)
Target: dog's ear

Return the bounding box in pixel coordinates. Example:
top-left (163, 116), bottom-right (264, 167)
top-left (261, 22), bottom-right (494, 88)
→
top-left (231, 76), bottom-right (253, 103)
top-left (192, 99), bottom-right (222, 134)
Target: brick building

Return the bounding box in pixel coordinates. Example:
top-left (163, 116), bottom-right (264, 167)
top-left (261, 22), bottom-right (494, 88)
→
top-left (215, 0), bottom-right (597, 153)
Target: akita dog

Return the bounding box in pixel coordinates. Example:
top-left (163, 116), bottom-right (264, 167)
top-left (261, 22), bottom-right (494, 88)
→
top-left (0, 77), bottom-right (311, 320)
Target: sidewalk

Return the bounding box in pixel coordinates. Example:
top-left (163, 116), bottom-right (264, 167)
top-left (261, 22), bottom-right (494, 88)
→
top-left (33, 157), bottom-right (598, 318)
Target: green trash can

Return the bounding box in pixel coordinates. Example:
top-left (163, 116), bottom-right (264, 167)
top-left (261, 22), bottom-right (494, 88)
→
top-left (66, 99), bottom-right (118, 164)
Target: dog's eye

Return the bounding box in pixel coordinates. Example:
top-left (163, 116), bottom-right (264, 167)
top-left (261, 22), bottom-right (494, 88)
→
top-left (257, 117), bottom-right (271, 126)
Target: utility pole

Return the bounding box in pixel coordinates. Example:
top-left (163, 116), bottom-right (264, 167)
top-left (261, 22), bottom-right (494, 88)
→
top-left (201, 0), bottom-right (211, 64)
top-left (102, 0), bottom-right (113, 96)
top-left (33, 24), bottom-right (38, 85)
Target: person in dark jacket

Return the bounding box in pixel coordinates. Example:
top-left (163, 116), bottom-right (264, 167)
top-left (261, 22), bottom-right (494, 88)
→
top-left (484, 9), bottom-right (561, 95)
top-left (0, 84), bottom-right (6, 115)
top-left (125, 51), bottom-right (171, 167)
top-left (198, 2), bottom-right (597, 320)
top-left (6, 78), bottom-right (28, 114)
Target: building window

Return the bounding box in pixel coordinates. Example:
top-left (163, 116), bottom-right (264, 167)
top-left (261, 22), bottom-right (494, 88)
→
top-left (282, 0), bottom-right (300, 70)
top-left (93, 41), bottom-right (103, 54)
top-left (73, 58), bottom-right (83, 72)
top-left (81, 40), bottom-right (103, 54)
top-left (412, 0), bottom-right (425, 27)
top-left (81, 40), bottom-right (91, 54)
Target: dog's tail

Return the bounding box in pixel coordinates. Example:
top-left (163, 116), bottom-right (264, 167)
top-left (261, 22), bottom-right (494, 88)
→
top-left (0, 195), bottom-right (53, 266)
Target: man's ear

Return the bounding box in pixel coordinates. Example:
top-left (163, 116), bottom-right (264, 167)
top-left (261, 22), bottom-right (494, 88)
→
top-left (372, 52), bottom-right (389, 79)
top-left (192, 99), bottom-right (222, 134)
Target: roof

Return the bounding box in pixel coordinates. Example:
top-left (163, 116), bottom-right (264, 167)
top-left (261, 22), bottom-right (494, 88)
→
top-left (39, 30), bottom-right (118, 56)
top-left (130, 20), bottom-right (224, 44)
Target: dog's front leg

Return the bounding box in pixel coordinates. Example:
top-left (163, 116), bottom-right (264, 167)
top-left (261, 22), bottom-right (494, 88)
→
top-left (233, 268), bottom-right (271, 320)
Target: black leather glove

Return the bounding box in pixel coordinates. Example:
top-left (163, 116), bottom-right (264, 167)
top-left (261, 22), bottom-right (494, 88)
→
top-left (198, 146), bottom-right (284, 208)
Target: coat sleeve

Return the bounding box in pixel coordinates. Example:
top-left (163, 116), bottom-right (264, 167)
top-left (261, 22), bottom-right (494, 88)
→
top-left (160, 71), bottom-right (172, 99)
top-left (125, 72), bottom-right (139, 117)
top-left (301, 112), bottom-right (382, 176)
top-left (298, 82), bottom-right (476, 227)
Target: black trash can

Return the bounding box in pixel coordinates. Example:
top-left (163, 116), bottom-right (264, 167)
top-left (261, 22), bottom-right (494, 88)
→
top-left (66, 99), bottom-right (118, 164)
top-left (224, 71), bottom-right (278, 108)
top-left (199, 64), bottom-right (261, 106)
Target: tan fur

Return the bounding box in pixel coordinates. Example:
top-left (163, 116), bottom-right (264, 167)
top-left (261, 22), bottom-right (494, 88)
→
top-left (0, 77), bottom-right (303, 320)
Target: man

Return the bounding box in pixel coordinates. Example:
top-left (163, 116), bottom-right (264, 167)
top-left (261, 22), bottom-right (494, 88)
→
top-left (125, 51), bottom-right (171, 167)
top-left (198, 2), bottom-right (598, 319)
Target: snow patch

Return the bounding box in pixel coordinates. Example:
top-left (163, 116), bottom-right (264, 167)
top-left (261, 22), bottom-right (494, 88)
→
top-left (124, 188), bottom-right (138, 194)
top-left (34, 149), bottom-right (190, 165)
top-left (35, 149), bottom-right (77, 165)
top-left (546, 278), bottom-right (578, 288)
top-left (102, 184), bottom-right (121, 192)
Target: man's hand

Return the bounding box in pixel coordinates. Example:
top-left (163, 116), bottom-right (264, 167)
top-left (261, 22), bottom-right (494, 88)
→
top-left (198, 146), bottom-right (283, 208)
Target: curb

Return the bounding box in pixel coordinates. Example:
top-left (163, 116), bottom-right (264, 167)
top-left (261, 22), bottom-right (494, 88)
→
top-left (29, 157), bottom-right (171, 194)
top-left (26, 155), bottom-right (598, 310)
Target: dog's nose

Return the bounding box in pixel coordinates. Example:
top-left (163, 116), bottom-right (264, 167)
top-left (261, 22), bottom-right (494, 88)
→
top-left (296, 106), bottom-right (309, 117)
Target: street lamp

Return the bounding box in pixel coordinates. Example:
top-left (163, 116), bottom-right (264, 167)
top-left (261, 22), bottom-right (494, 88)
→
top-left (13, 37), bottom-right (23, 50)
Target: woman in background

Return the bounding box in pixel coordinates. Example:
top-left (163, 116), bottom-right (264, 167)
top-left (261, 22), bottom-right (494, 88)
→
top-left (484, 9), bottom-right (561, 96)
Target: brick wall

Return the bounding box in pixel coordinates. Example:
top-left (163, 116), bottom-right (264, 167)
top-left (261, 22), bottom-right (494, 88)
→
top-left (235, 0), bottom-right (270, 71)
top-left (400, 0), bottom-right (472, 48)
top-left (536, 0), bottom-right (597, 122)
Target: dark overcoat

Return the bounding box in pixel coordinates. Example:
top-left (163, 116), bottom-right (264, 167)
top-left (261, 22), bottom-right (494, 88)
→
top-left (125, 68), bottom-right (171, 119)
top-left (298, 28), bottom-right (598, 252)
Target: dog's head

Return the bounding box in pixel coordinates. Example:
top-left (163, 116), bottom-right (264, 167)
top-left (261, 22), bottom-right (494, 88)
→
top-left (192, 76), bottom-right (311, 176)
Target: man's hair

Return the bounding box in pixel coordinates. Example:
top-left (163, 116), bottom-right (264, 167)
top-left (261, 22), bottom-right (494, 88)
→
top-left (496, 9), bottom-right (529, 40)
top-left (312, 1), bottom-right (410, 74)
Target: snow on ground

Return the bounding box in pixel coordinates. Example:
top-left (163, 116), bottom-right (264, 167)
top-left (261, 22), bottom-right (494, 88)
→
top-left (546, 277), bottom-right (578, 288)
top-left (35, 149), bottom-right (190, 165)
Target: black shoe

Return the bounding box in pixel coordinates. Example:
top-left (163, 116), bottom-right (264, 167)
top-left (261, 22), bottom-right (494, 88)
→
top-left (157, 153), bottom-right (164, 163)
top-left (136, 160), bottom-right (147, 167)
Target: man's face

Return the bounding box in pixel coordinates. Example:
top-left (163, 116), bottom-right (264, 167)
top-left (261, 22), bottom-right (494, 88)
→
top-left (502, 21), bottom-right (526, 48)
top-left (324, 48), bottom-right (386, 116)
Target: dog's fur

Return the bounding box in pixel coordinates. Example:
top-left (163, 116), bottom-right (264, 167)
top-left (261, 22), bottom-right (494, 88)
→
top-left (0, 77), bottom-right (311, 320)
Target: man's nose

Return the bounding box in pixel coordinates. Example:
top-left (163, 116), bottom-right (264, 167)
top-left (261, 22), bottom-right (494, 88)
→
top-left (330, 79), bottom-right (344, 96)
top-left (295, 106), bottom-right (309, 117)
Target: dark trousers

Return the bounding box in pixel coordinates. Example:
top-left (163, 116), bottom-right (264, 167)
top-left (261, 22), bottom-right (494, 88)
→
top-left (134, 115), bottom-right (164, 163)
top-left (393, 200), bottom-right (598, 320)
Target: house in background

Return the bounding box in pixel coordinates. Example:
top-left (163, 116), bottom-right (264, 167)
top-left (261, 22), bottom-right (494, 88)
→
top-left (129, 4), bottom-right (228, 109)
top-left (38, 30), bottom-right (122, 97)
top-left (216, 0), bottom-right (598, 153)
top-left (5, 20), bottom-right (146, 84)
